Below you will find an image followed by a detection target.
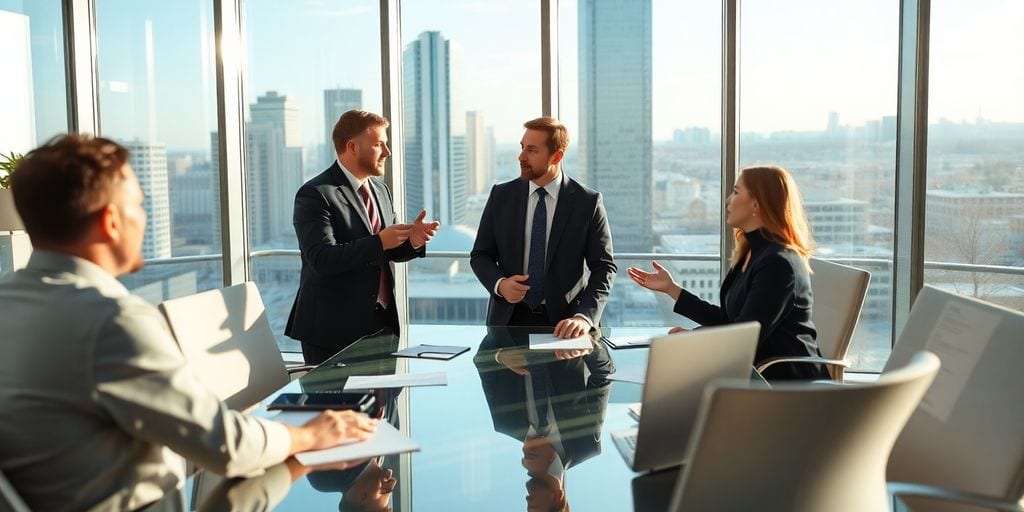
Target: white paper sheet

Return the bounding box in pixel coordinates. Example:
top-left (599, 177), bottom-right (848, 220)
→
top-left (292, 420), bottom-right (420, 466)
top-left (342, 372), bottom-right (447, 391)
top-left (528, 333), bottom-right (593, 350)
top-left (919, 300), bottom-right (1000, 422)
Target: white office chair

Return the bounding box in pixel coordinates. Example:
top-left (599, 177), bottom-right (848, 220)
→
top-left (0, 469), bottom-right (30, 512)
top-left (885, 286), bottom-right (1024, 512)
top-left (158, 282), bottom-right (313, 412)
top-left (756, 258), bottom-right (870, 381)
top-left (668, 351), bottom-right (940, 512)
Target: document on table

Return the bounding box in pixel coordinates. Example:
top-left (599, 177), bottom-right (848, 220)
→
top-left (272, 412), bottom-right (420, 466)
top-left (342, 372), bottom-right (447, 391)
top-left (528, 333), bottom-right (593, 350)
top-left (603, 335), bottom-right (653, 349)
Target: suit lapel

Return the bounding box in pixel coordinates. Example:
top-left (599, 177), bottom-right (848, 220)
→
top-left (330, 163), bottom-right (373, 233)
top-left (511, 180), bottom-right (529, 274)
top-left (545, 175), bottom-right (575, 274)
top-left (369, 178), bottom-right (393, 227)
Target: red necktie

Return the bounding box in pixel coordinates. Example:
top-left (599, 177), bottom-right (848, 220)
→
top-left (359, 183), bottom-right (391, 309)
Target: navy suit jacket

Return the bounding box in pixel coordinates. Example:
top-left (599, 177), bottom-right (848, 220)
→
top-left (285, 162), bottom-right (422, 353)
top-left (470, 175), bottom-right (616, 325)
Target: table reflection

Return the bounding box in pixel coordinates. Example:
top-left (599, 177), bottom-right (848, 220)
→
top-left (474, 326), bottom-right (614, 511)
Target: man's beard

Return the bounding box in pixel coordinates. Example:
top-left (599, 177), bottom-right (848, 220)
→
top-left (361, 154), bottom-right (386, 176)
top-left (520, 164), bottom-right (545, 181)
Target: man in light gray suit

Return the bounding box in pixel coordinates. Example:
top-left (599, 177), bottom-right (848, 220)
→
top-left (0, 134), bottom-right (376, 511)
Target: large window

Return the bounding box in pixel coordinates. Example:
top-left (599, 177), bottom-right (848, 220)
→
top-left (96, 0), bottom-right (223, 304)
top-left (560, 0), bottom-right (723, 329)
top-left (0, 0), bottom-right (68, 148)
top-left (402, 1), bottom-right (540, 325)
top-left (242, 0), bottom-right (383, 351)
top-left (739, 0), bottom-right (899, 371)
top-left (924, 0), bottom-right (1024, 312)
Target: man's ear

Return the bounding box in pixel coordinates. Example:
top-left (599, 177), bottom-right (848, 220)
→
top-left (550, 149), bottom-right (565, 166)
top-left (98, 204), bottom-right (120, 242)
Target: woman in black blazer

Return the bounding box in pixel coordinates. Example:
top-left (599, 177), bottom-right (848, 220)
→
top-left (628, 165), bottom-right (829, 381)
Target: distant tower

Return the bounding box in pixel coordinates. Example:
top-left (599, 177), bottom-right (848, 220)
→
top-left (403, 30), bottom-right (467, 226)
top-left (124, 141), bottom-right (172, 259)
top-left (247, 91), bottom-right (303, 247)
top-left (323, 88), bottom-right (362, 164)
top-left (578, 0), bottom-right (652, 251)
top-left (466, 111), bottom-right (494, 195)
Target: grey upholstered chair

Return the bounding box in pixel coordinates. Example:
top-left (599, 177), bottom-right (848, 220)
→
top-left (668, 351), bottom-right (940, 512)
top-left (756, 258), bottom-right (870, 381)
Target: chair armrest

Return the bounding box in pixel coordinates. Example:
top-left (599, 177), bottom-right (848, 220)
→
top-left (888, 482), bottom-right (1024, 512)
top-left (286, 365), bottom-right (317, 375)
top-left (755, 357), bottom-right (849, 374)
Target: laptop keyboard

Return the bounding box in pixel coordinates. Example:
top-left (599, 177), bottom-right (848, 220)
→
top-left (623, 432), bottom-right (638, 450)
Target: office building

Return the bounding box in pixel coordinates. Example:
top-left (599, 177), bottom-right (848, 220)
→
top-left (123, 141), bottom-right (172, 259)
top-left (578, 0), bottom-right (653, 252)
top-left (403, 30), bottom-right (467, 227)
top-left (465, 110), bottom-right (495, 195)
top-left (323, 88), bottom-right (362, 164)
top-left (247, 91), bottom-right (304, 247)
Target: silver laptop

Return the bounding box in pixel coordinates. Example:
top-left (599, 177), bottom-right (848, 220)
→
top-left (612, 322), bottom-right (760, 473)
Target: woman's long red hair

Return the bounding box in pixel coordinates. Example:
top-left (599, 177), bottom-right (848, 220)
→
top-left (731, 165), bottom-right (815, 271)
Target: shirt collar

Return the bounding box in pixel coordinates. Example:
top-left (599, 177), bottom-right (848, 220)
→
top-left (528, 172), bottom-right (563, 200)
top-left (338, 160), bottom-right (369, 191)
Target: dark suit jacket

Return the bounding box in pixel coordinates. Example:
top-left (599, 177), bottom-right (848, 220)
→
top-left (470, 175), bottom-right (616, 325)
top-left (473, 327), bottom-right (613, 470)
top-left (673, 229), bottom-right (828, 381)
top-left (285, 162), bottom-right (422, 353)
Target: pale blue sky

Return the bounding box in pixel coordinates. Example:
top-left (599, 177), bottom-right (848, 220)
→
top-left (21, 0), bottom-right (1019, 151)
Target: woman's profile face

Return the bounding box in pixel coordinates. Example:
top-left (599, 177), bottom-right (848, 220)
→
top-left (726, 177), bottom-right (759, 229)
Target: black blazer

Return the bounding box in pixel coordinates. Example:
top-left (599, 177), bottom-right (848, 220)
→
top-left (673, 229), bottom-right (828, 381)
top-left (470, 175), bottom-right (617, 326)
top-left (285, 162), bottom-right (422, 352)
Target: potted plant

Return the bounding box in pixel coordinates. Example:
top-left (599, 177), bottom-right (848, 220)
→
top-left (0, 151), bottom-right (25, 231)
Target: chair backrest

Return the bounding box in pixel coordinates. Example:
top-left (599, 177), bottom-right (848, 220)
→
top-left (885, 286), bottom-right (1024, 511)
top-left (809, 258), bottom-right (871, 380)
top-left (0, 469), bottom-right (29, 512)
top-left (668, 352), bottom-right (940, 512)
top-left (158, 282), bottom-right (289, 411)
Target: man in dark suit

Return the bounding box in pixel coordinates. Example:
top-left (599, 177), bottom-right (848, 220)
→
top-left (286, 110), bottom-right (440, 364)
top-left (471, 117), bottom-right (616, 336)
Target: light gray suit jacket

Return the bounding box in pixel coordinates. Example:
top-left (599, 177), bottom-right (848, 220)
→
top-left (0, 251), bottom-right (290, 512)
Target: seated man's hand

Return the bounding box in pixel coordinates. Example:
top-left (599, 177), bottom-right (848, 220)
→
top-left (297, 410), bottom-right (377, 452)
top-left (497, 274), bottom-right (530, 304)
top-left (668, 326), bottom-right (689, 334)
top-left (409, 209), bottom-right (441, 249)
top-left (553, 317), bottom-right (590, 339)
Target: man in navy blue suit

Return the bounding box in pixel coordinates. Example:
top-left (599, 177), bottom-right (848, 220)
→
top-left (286, 110), bottom-right (440, 364)
top-left (471, 117), bottom-right (616, 336)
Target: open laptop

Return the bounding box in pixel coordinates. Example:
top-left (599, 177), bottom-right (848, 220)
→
top-left (612, 322), bottom-right (760, 473)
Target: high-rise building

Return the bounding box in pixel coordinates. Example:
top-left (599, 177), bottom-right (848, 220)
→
top-left (578, 0), bottom-right (653, 252)
top-left (247, 91), bottom-right (304, 247)
top-left (124, 141), bottom-right (172, 259)
top-left (465, 111), bottom-right (494, 195)
top-left (323, 88), bottom-right (362, 165)
top-left (403, 30), bottom-right (467, 227)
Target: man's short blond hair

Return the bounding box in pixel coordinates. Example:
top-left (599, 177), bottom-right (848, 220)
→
top-left (523, 117), bottom-right (569, 154)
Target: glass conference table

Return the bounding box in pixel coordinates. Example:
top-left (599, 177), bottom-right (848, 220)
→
top-left (189, 324), bottom-right (694, 511)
